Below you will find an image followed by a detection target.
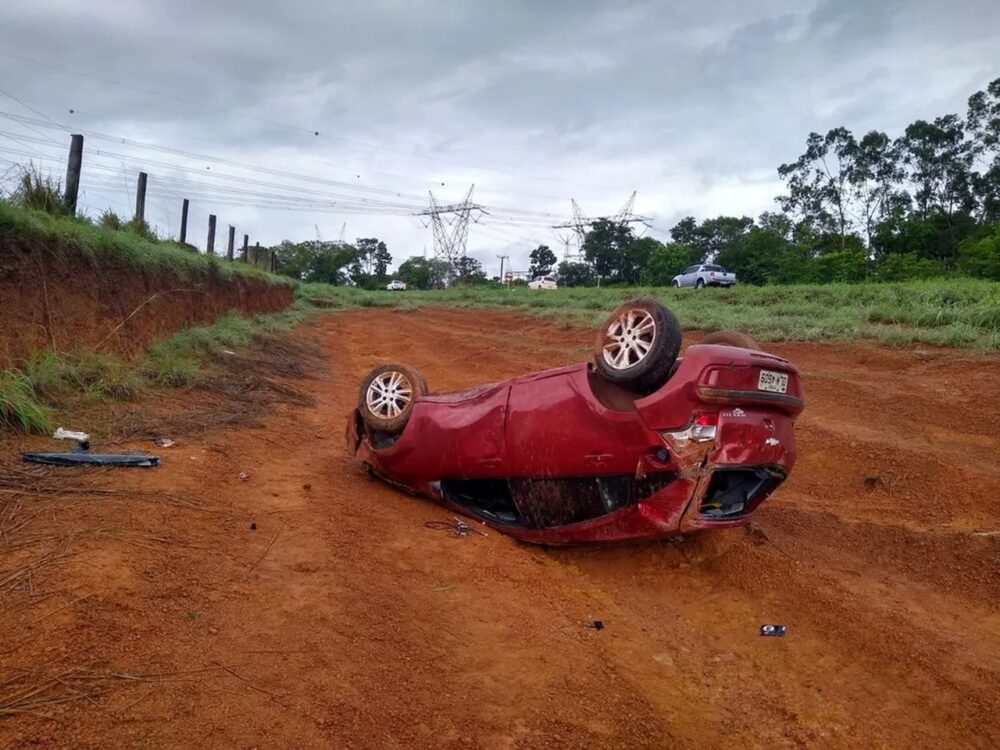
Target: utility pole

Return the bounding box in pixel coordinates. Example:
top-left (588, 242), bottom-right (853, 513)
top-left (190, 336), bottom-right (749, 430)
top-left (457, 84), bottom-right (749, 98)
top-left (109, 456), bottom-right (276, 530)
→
top-left (207, 215), bottom-right (216, 255)
top-left (63, 134), bottom-right (83, 216)
top-left (497, 254), bottom-right (509, 281)
top-left (227, 225), bottom-right (236, 261)
top-left (179, 199), bottom-right (189, 244)
top-left (241, 234), bottom-right (249, 262)
top-left (134, 172), bottom-right (147, 226)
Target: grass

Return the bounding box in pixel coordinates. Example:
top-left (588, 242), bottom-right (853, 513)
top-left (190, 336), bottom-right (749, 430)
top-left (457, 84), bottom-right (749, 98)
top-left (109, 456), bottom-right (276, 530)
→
top-left (0, 371), bottom-right (51, 435)
top-left (0, 201), bottom-right (290, 285)
top-left (0, 299), bottom-right (324, 436)
top-left (290, 279), bottom-right (1000, 350)
top-left (9, 167), bottom-right (67, 217)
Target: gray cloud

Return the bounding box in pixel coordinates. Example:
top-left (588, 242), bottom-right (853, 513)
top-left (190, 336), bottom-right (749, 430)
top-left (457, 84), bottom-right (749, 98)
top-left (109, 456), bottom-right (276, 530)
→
top-left (1, 0), bottom-right (997, 275)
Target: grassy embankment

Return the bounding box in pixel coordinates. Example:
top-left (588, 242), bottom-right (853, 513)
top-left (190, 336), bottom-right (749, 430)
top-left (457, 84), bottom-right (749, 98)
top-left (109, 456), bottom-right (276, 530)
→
top-left (297, 280), bottom-right (1000, 350)
top-left (0, 202), bottom-right (311, 435)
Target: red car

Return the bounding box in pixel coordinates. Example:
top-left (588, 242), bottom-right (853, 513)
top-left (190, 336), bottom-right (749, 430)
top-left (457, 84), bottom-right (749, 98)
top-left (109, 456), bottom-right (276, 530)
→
top-left (346, 299), bottom-right (804, 545)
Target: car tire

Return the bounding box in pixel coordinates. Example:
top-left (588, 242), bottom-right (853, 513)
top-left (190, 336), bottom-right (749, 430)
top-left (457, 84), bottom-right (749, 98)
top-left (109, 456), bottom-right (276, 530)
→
top-left (696, 278), bottom-right (705, 288)
top-left (671, 280), bottom-right (680, 288)
top-left (593, 298), bottom-right (682, 391)
top-left (699, 330), bottom-right (762, 350)
top-left (358, 363), bottom-right (429, 435)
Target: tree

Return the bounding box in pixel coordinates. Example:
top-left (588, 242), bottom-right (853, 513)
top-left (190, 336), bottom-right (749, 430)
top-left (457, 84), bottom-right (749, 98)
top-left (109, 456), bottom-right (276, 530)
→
top-left (850, 131), bottom-right (906, 246)
top-left (898, 116), bottom-right (975, 221)
top-left (582, 219), bottom-right (635, 282)
top-left (528, 245), bottom-right (557, 278)
top-left (556, 261), bottom-right (595, 287)
top-left (428, 259), bottom-right (452, 289)
top-left (778, 127), bottom-right (859, 250)
top-left (967, 77), bottom-right (1000, 223)
top-left (957, 222), bottom-right (1000, 280)
top-left (397, 256), bottom-right (433, 290)
top-left (621, 237), bottom-right (661, 284)
top-left (272, 240), bottom-right (358, 285)
top-left (642, 242), bottom-right (699, 286)
top-left (452, 256), bottom-right (488, 285)
top-left (668, 215), bottom-right (753, 261)
top-left (350, 237), bottom-right (392, 288)
top-left (669, 216), bottom-right (700, 249)
top-left (308, 244), bottom-right (359, 285)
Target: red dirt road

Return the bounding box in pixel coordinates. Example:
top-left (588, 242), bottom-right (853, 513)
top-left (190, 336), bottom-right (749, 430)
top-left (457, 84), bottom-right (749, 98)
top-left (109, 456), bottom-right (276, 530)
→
top-left (3, 308), bottom-right (1000, 748)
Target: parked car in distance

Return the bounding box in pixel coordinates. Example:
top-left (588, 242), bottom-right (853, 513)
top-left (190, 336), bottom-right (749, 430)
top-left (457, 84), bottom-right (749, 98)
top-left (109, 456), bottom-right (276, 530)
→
top-left (386, 279), bottom-right (407, 291)
top-left (672, 264), bottom-right (737, 288)
top-left (528, 275), bottom-right (557, 290)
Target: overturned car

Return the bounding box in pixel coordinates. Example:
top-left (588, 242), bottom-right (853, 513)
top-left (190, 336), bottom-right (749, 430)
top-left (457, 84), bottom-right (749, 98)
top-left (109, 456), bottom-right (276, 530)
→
top-left (346, 299), bottom-right (804, 545)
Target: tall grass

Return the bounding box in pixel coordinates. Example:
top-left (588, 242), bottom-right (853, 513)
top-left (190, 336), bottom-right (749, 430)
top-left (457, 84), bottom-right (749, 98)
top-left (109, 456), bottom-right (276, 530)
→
top-left (0, 371), bottom-right (51, 435)
top-left (289, 280), bottom-right (1000, 350)
top-left (9, 166), bottom-right (66, 217)
top-left (0, 200), bottom-right (290, 285)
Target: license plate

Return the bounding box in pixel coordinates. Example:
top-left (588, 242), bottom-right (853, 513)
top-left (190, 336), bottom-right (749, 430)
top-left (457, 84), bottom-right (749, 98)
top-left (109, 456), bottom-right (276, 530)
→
top-left (757, 369), bottom-right (788, 394)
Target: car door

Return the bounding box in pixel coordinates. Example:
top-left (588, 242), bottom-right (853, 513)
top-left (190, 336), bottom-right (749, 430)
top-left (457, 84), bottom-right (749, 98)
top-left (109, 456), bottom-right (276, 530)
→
top-left (680, 265), bottom-right (699, 287)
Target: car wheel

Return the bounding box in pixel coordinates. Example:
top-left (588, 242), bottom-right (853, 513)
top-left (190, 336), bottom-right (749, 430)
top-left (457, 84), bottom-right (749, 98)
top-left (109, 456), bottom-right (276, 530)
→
top-left (699, 330), bottom-right (762, 350)
top-left (695, 278), bottom-right (705, 288)
top-left (358, 363), bottom-right (429, 435)
top-left (671, 280), bottom-right (680, 288)
top-left (593, 298), bottom-right (682, 391)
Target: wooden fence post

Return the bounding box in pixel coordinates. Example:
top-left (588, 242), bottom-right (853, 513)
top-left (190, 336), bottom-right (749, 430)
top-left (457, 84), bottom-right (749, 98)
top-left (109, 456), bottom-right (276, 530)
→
top-left (207, 215), bottom-right (216, 255)
top-left (134, 172), bottom-right (147, 226)
top-left (179, 199), bottom-right (189, 244)
top-left (227, 225), bottom-right (236, 261)
top-left (63, 134), bottom-right (83, 216)
top-left (241, 234), bottom-right (249, 262)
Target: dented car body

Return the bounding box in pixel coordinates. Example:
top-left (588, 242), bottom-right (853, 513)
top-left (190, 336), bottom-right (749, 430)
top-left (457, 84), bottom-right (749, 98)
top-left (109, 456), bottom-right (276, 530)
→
top-left (346, 343), bottom-right (804, 545)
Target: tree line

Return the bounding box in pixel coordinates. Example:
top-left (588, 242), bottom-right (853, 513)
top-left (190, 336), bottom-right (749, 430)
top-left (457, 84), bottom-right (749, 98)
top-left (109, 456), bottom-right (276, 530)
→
top-left (270, 236), bottom-right (491, 289)
top-left (273, 77), bottom-right (999, 288)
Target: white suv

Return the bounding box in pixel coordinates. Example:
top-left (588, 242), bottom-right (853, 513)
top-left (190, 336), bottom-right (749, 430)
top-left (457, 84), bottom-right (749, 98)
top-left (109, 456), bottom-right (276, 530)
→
top-left (386, 280), bottom-right (407, 291)
top-left (527, 275), bottom-right (557, 290)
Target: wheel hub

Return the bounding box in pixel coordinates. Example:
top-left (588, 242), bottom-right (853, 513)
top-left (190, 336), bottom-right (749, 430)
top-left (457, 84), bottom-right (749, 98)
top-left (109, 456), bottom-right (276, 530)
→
top-left (602, 309), bottom-right (656, 370)
top-left (366, 371), bottom-right (412, 419)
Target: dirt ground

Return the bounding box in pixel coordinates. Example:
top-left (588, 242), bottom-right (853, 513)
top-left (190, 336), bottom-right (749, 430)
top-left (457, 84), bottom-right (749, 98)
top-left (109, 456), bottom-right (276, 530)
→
top-left (2, 307), bottom-right (999, 749)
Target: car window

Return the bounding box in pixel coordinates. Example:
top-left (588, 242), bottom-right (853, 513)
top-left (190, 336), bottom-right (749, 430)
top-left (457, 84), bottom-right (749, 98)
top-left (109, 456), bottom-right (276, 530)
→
top-left (704, 264), bottom-right (724, 272)
top-left (683, 265), bottom-right (698, 274)
top-left (543, 276), bottom-right (554, 282)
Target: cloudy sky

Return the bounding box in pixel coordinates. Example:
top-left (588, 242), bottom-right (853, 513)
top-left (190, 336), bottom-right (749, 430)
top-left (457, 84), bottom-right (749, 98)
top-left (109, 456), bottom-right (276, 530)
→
top-left (1, 0), bottom-right (997, 276)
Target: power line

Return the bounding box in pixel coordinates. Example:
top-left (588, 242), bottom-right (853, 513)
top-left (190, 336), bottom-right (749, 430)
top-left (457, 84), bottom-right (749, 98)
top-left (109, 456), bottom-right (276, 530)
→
top-left (0, 53), bottom-right (646, 194)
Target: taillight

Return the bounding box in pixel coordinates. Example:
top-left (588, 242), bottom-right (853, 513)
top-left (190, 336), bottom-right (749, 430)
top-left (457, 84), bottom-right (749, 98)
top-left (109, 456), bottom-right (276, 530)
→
top-left (663, 412), bottom-right (718, 444)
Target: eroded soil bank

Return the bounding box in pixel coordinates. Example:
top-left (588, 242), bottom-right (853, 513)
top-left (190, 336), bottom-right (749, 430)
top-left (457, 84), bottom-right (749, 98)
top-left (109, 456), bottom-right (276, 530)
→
top-left (0, 240), bottom-right (292, 368)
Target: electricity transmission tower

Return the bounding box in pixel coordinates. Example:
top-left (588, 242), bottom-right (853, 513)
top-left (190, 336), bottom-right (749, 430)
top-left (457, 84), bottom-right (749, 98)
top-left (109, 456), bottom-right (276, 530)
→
top-left (315, 222), bottom-right (348, 246)
top-left (552, 191), bottom-right (651, 260)
top-left (416, 185), bottom-right (486, 263)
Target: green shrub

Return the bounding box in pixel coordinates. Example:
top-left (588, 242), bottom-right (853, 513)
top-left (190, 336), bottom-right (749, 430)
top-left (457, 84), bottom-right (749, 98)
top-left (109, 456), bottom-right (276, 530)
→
top-left (874, 253), bottom-right (942, 281)
top-left (957, 226), bottom-right (1000, 280)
